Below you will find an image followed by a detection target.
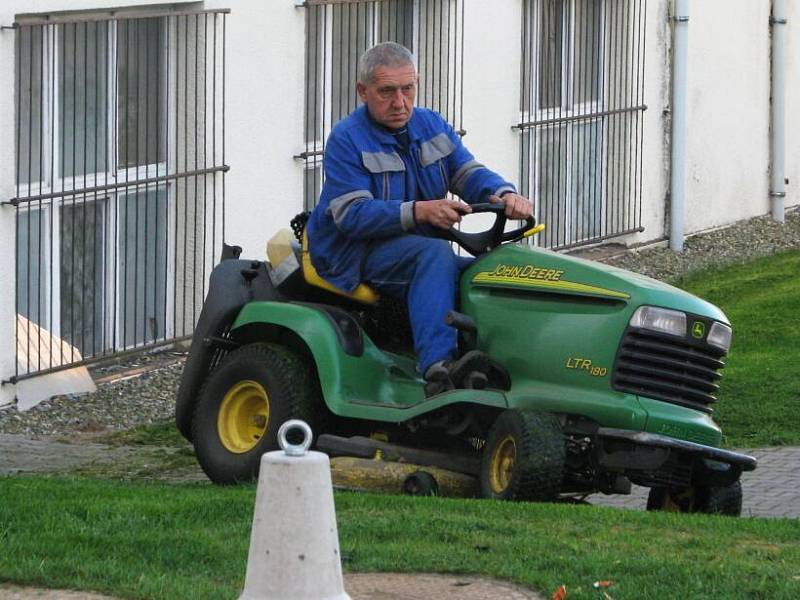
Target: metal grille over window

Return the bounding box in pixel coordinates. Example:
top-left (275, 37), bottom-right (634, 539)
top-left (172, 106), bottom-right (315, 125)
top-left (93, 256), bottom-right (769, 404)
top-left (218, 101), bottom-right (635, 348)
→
top-left (298, 0), bottom-right (465, 210)
top-left (9, 9), bottom-right (229, 380)
top-left (517, 0), bottom-right (647, 250)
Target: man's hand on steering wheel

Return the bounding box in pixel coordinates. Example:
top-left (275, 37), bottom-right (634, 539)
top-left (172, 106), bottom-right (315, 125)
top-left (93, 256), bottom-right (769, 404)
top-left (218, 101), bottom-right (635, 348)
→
top-left (489, 192), bottom-right (534, 220)
top-left (429, 199), bottom-right (537, 256)
top-left (414, 198), bottom-right (472, 230)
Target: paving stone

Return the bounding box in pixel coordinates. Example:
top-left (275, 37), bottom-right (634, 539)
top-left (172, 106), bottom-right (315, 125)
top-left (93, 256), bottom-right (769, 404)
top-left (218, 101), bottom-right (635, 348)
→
top-left (588, 447), bottom-right (800, 518)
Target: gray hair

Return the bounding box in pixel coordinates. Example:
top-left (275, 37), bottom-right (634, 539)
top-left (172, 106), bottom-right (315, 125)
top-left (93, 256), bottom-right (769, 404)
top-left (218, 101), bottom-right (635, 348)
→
top-left (358, 42), bottom-right (416, 84)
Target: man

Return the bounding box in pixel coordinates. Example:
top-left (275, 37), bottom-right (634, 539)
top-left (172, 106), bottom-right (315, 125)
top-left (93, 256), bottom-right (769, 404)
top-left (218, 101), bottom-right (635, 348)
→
top-left (307, 42), bottom-right (533, 395)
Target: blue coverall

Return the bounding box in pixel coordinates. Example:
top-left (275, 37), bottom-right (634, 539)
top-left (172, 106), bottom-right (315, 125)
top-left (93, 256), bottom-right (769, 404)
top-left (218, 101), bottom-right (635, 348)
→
top-left (307, 105), bottom-right (515, 373)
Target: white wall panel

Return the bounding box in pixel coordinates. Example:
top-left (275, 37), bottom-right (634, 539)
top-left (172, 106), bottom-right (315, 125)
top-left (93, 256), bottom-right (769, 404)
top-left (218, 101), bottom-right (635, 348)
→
top-left (683, 0), bottom-right (771, 231)
top-left (785, 0), bottom-right (799, 211)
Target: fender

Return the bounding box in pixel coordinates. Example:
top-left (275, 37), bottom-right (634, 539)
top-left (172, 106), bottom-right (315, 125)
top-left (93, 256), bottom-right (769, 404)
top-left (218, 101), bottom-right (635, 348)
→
top-left (175, 259), bottom-right (280, 441)
top-left (231, 301), bottom-right (508, 422)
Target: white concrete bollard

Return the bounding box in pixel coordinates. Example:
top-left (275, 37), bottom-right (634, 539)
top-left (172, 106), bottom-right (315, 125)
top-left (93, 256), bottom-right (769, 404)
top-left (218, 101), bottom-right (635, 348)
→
top-left (239, 420), bottom-right (351, 600)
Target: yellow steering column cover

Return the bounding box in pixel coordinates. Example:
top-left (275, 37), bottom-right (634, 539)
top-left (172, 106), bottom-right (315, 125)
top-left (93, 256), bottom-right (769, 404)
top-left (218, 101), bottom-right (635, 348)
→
top-left (522, 223), bottom-right (546, 238)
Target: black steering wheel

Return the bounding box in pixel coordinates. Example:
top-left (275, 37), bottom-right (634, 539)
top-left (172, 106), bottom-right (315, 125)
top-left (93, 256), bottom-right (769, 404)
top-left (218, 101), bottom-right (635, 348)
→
top-left (434, 202), bottom-right (536, 257)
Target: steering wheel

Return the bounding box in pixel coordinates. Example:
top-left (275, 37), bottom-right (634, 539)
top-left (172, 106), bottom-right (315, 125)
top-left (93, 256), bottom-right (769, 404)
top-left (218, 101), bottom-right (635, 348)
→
top-left (434, 202), bottom-right (536, 257)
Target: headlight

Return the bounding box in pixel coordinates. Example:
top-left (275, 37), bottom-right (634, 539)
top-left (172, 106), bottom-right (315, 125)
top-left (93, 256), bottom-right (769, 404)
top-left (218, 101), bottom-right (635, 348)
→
top-left (707, 322), bottom-right (733, 352)
top-left (629, 306), bottom-right (686, 337)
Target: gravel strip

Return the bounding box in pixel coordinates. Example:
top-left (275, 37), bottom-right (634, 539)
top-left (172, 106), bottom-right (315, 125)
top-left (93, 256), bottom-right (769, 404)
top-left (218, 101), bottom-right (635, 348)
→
top-left (0, 357), bottom-right (184, 437)
top-left (1, 208), bottom-right (798, 437)
top-left (578, 208), bottom-right (800, 282)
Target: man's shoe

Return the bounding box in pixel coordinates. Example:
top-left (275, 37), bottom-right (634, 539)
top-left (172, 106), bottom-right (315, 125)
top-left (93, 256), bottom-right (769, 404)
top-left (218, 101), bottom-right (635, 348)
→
top-left (447, 350), bottom-right (490, 388)
top-left (423, 351), bottom-right (490, 397)
top-left (424, 360), bottom-right (454, 397)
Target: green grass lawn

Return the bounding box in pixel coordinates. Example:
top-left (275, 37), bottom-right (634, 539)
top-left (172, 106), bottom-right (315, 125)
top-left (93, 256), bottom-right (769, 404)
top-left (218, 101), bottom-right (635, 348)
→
top-left (673, 250), bottom-right (800, 447)
top-left (2, 252), bottom-right (798, 600)
top-left (1, 476), bottom-right (799, 600)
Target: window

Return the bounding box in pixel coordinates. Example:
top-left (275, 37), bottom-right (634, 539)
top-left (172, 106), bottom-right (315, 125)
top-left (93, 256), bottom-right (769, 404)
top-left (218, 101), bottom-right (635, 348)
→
top-left (15, 18), bottom-right (167, 361)
top-left (301, 0), bottom-right (464, 210)
top-left (13, 10), bottom-right (228, 376)
top-left (518, 0), bottom-right (646, 249)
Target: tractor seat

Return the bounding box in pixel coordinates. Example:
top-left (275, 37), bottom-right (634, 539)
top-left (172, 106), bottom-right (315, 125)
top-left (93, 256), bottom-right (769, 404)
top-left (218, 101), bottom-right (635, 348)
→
top-left (301, 231), bottom-right (378, 305)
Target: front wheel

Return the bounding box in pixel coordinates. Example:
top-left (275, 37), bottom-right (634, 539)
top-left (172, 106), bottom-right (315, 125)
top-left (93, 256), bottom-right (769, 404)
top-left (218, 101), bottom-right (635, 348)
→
top-left (646, 481), bottom-right (743, 516)
top-left (191, 342), bottom-right (320, 485)
top-left (480, 409), bottom-right (564, 501)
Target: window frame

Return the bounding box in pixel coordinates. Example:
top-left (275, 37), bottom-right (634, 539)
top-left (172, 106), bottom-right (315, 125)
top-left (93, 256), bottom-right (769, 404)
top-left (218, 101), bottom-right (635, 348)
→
top-left (302, 0), bottom-right (463, 211)
top-left (522, 0), bottom-right (608, 247)
top-left (15, 17), bottom-right (176, 355)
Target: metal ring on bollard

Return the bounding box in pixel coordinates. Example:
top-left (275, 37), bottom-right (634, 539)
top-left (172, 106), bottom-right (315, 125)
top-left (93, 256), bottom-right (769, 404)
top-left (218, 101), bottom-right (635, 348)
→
top-left (277, 419), bottom-right (313, 456)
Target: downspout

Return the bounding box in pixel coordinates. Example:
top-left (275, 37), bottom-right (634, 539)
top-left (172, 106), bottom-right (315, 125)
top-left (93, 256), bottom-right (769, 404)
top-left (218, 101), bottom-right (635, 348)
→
top-left (669, 0), bottom-right (689, 252)
top-left (770, 0), bottom-right (787, 223)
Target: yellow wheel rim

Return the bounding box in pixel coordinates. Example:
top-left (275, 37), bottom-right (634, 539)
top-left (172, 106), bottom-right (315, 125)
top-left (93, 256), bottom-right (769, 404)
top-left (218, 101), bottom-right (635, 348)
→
top-left (489, 435), bottom-right (517, 494)
top-left (217, 380), bottom-right (270, 454)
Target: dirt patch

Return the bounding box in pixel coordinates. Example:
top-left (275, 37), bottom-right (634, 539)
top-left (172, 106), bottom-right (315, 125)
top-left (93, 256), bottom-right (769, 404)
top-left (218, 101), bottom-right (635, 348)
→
top-left (2, 574), bottom-right (543, 599)
top-left (0, 433), bottom-right (204, 483)
top-left (0, 585), bottom-right (118, 599)
top-left (346, 572), bottom-right (543, 598)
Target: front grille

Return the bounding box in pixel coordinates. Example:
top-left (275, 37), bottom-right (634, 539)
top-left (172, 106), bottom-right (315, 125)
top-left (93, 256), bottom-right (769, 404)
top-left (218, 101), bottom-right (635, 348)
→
top-left (612, 326), bottom-right (726, 413)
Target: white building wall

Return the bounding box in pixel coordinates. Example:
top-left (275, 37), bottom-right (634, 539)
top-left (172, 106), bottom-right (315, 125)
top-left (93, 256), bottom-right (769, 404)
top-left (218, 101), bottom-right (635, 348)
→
top-left (0, 0), bottom-right (304, 406)
top-left (684, 0), bottom-right (771, 230)
top-left (461, 0), bottom-right (674, 247)
top-left (619, 0), bottom-right (799, 245)
top-left (461, 1), bottom-right (521, 198)
top-left (785, 0), bottom-right (799, 211)
top-left (203, 0), bottom-right (305, 259)
top-left (0, 10), bottom-right (16, 407)
top-left (635, 0), bottom-right (672, 245)
top-left (1, 0), bottom-right (798, 405)
top-left (0, 1), bottom-right (157, 405)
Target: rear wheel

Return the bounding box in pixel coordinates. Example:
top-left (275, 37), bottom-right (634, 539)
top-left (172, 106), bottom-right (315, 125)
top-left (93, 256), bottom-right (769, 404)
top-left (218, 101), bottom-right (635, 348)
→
top-left (480, 409), bottom-right (564, 501)
top-left (191, 342), bottom-right (319, 484)
top-left (646, 481), bottom-right (743, 516)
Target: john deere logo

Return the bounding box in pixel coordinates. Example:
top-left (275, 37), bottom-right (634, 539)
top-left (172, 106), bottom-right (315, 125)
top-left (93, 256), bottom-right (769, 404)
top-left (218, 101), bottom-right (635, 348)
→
top-left (692, 321), bottom-right (706, 339)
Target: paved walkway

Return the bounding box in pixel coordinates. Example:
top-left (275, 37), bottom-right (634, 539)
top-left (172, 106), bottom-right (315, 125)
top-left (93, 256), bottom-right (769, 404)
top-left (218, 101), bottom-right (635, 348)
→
top-left (0, 434), bottom-right (138, 474)
top-left (588, 446), bottom-right (800, 518)
top-left (1, 435), bottom-right (797, 518)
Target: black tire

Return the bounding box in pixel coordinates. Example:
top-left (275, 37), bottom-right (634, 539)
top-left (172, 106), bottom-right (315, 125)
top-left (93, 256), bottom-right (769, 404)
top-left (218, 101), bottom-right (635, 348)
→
top-left (646, 481), bottom-right (743, 516)
top-left (402, 471), bottom-right (439, 497)
top-left (191, 342), bottom-right (320, 485)
top-left (480, 409), bottom-right (565, 501)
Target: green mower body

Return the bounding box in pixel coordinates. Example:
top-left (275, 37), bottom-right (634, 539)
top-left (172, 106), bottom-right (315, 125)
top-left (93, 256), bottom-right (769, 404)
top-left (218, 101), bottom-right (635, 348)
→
top-left (231, 243), bottom-right (724, 440)
top-left (177, 225), bottom-right (755, 513)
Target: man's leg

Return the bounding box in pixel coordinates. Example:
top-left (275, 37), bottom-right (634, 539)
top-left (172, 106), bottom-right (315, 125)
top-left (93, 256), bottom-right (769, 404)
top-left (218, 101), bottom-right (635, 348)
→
top-left (361, 235), bottom-right (468, 373)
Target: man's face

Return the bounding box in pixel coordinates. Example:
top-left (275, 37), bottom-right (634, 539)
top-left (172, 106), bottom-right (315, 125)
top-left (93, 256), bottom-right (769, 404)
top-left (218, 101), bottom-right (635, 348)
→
top-left (357, 63), bottom-right (417, 129)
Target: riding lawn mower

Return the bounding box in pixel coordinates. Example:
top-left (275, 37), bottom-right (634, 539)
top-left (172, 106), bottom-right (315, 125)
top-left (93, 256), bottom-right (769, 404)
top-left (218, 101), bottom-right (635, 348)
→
top-left (175, 205), bottom-right (756, 515)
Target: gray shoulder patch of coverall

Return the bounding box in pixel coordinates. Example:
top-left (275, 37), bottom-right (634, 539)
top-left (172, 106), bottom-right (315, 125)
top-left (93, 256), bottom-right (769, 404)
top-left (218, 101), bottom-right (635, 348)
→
top-left (361, 151), bottom-right (406, 206)
top-left (419, 132), bottom-right (455, 167)
top-left (361, 151), bottom-right (406, 173)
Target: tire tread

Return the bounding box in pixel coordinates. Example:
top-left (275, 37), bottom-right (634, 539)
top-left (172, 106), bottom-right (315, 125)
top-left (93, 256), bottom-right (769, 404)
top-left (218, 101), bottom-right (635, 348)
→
top-left (481, 409), bottom-right (565, 501)
top-left (191, 342), bottom-right (322, 484)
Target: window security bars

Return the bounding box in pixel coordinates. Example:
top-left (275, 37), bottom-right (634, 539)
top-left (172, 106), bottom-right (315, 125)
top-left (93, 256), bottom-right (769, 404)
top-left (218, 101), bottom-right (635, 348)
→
top-left (517, 0), bottom-right (647, 250)
top-left (299, 0), bottom-right (464, 210)
top-left (10, 9), bottom-right (229, 380)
